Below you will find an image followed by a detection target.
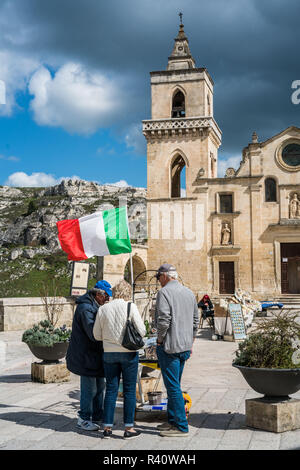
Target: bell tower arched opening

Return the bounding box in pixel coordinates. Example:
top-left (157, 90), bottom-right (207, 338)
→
top-left (171, 155), bottom-right (186, 198)
top-left (172, 90), bottom-right (185, 118)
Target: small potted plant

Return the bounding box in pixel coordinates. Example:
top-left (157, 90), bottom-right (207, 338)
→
top-left (233, 310), bottom-right (300, 399)
top-left (22, 320), bottom-right (71, 363)
top-left (22, 281), bottom-right (72, 363)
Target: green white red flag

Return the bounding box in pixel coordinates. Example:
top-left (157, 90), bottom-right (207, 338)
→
top-left (56, 207), bottom-right (132, 261)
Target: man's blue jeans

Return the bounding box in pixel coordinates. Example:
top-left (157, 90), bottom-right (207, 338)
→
top-left (103, 352), bottom-right (139, 428)
top-left (79, 376), bottom-right (106, 422)
top-left (156, 345), bottom-right (190, 433)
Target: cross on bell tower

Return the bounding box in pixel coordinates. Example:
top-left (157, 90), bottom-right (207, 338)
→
top-left (167, 14), bottom-right (195, 70)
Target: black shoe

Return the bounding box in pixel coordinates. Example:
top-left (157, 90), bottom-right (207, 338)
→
top-left (103, 429), bottom-right (112, 439)
top-left (123, 430), bottom-right (141, 440)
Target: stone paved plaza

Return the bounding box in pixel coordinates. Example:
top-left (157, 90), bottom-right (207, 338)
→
top-left (0, 325), bottom-right (300, 451)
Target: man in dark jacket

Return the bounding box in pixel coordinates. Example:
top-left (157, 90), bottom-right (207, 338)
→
top-left (66, 280), bottom-right (112, 431)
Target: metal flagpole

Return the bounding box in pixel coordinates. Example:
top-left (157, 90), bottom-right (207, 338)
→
top-left (129, 252), bottom-right (134, 302)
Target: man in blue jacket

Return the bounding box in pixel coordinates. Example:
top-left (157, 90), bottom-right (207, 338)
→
top-left (66, 280), bottom-right (112, 431)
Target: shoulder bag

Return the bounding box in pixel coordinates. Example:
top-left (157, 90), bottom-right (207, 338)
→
top-left (122, 302), bottom-right (145, 351)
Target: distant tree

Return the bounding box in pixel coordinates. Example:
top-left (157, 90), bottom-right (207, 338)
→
top-left (26, 199), bottom-right (38, 216)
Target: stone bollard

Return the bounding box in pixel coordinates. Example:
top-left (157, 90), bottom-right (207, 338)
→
top-left (246, 397), bottom-right (300, 433)
top-left (31, 361), bottom-right (70, 384)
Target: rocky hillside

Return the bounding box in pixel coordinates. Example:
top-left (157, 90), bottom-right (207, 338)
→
top-left (0, 180), bottom-right (147, 297)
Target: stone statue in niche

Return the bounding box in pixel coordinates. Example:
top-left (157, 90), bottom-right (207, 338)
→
top-left (195, 168), bottom-right (205, 183)
top-left (221, 223), bottom-right (231, 245)
top-left (289, 193), bottom-right (300, 219)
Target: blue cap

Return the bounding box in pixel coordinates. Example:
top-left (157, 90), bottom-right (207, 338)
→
top-left (94, 280), bottom-right (112, 297)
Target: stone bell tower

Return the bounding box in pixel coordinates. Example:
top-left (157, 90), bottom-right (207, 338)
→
top-left (143, 18), bottom-right (222, 289)
top-left (143, 18), bottom-right (222, 199)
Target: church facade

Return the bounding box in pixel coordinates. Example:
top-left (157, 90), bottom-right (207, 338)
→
top-left (143, 22), bottom-right (300, 300)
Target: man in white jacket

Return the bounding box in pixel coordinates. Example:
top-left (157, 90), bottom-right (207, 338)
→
top-left (93, 280), bottom-right (146, 440)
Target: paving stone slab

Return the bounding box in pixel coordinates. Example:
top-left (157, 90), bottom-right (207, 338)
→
top-left (217, 389), bottom-right (248, 411)
top-left (91, 437), bottom-right (127, 450)
top-left (219, 428), bottom-right (253, 447)
top-left (279, 430), bottom-right (300, 450)
top-left (18, 428), bottom-right (56, 441)
top-left (2, 327), bottom-right (300, 450)
top-left (248, 441), bottom-right (280, 450)
top-left (185, 437), bottom-right (220, 450)
top-left (0, 439), bottom-right (37, 450)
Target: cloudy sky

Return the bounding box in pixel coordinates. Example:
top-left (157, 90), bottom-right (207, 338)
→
top-left (0, 0), bottom-right (299, 187)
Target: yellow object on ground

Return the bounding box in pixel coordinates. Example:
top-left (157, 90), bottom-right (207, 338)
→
top-left (182, 392), bottom-right (192, 411)
top-left (140, 361), bottom-right (193, 413)
top-left (140, 362), bottom-right (160, 370)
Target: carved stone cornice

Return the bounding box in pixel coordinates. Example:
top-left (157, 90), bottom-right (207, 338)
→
top-left (211, 245), bottom-right (241, 256)
top-left (209, 211), bottom-right (241, 218)
top-left (142, 117), bottom-right (222, 143)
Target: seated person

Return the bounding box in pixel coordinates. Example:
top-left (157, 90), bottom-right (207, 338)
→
top-left (198, 295), bottom-right (214, 318)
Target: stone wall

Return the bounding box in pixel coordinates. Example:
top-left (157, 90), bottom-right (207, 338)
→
top-left (0, 297), bottom-right (76, 332)
top-left (0, 293), bottom-right (151, 332)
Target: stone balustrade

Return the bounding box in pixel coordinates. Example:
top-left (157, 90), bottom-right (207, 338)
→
top-left (142, 116), bottom-right (222, 140)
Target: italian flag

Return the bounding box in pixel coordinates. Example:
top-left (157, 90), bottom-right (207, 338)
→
top-left (56, 207), bottom-right (132, 261)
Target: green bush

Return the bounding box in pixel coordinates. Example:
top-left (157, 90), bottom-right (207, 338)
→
top-left (26, 199), bottom-right (38, 216)
top-left (144, 320), bottom-right (151, 337)
top-left (22, 320), bottom-right (71, 347)
top-left (233, 310), bottom-right (300, 369)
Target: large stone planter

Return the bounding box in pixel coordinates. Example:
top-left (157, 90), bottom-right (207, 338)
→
top-left (233, 364), bottom-right (300, 398)
top-left (27, 342), bottom-right (69, 363)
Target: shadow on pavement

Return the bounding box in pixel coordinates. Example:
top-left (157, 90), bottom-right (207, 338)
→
top-left (0, 410), bottom-right (159, 439)
top-left (0, 374), bottom-right (32, 383)
top-left (196, 328), bottom-right (213, 341)
top-left (0, 410), bottom-right (102, 437)
top-left (68, 390), bottom-right (80, 401)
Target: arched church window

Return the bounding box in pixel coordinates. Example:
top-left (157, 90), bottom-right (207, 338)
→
top-left (171, 155), bottom-right (186, 198)
top-left (207, 94), bottom-right (211, 115)
top-left (265, 178), bottom-right (277, 202)
top-left (172, 91), bottom-right (185, 118)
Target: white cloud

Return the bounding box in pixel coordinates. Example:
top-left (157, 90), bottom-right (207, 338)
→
top-left (5, 172), bottom-right (129, 188)
top-left (125, 123), bottom-right (146, 155)
top-left (0, 154), bottom-right (19, 162)
top-left (0, 79), bottom-right (5, 105)
top-left (0, 50), bottom-right (39, 116)
top-left (97, 146), bottom-right (116, 156)
top-left (5, 172), bottom-right (81, 187)
top-left (5, 172), bottom-right (57, 187)
top-left (104, 180), bottom-right (129, 188)
top-left (28, 63), bottom-right (123, 134)
top-left (218, 155), bottom-right (242, 178)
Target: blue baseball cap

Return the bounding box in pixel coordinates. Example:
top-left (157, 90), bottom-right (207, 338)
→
top-left (94, 280), bottom-right (112, 297)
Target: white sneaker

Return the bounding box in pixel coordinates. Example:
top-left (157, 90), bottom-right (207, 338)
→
top-left (77, 417), bottom-right (100, 431)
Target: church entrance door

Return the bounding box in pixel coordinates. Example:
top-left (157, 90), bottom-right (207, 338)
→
top-left (281, 243), bottom-right (300, 294)
top-left (219, 262), bottom-right (235, 294)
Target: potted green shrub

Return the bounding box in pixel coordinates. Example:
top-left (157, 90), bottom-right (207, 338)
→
top-left (233, 310), bottom-right (300, 399)
top-left (22, 281), bottom-right (71, 363)
top-left (22, 320), bottom-right (71, 363)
